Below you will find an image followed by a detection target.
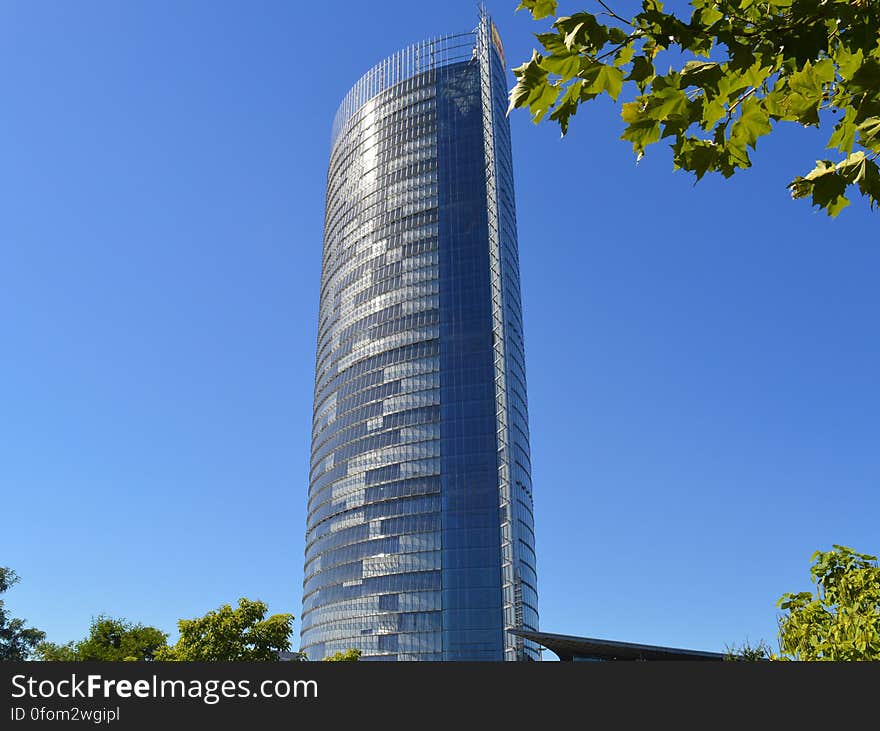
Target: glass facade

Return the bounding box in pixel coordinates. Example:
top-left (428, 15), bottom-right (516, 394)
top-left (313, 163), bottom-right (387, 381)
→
top-left (302, 13), bottom-right (538, 661)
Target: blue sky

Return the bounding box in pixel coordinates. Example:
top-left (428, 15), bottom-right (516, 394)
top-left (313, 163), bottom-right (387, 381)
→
top-left (2, 0), bottom-right (877, 657)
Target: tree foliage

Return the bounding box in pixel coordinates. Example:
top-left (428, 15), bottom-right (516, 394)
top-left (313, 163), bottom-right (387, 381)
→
top-left (34, 641), bottom-right (78, 662)
top-left (511, 0), bottom-right (880, 215)
top-left (777, 544), bottom-right (880, 660)
top-left (723, 638), bottom-right (773, 661)
top-left (0, 568), bottom-right (46, 661)
top-left (155, 598), bottom-right (293, 662)
top-left (323, 648), bottom-right (362, 662)
top-left (36, 616), bottom-right (167, 662)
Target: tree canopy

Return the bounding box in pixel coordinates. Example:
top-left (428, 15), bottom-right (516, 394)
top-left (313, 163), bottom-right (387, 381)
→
top-left (155, 598), bottom-right (294, 661)
top-left (26, 593), bottom-right (359, 662)
top-left (777, 544), bottom-right (880, 660)
top-left (36, 616), bottom-right (167, 662)
top-left (510, 0), bottom-right (880, 216)
top-left (0, 568), bottom-right (45, 661)
top-left (323, 648), bottom-right (362, 662)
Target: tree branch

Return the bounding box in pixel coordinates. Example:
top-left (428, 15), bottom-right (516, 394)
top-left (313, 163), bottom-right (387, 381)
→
top-left (594, 0), bottom-right (632, 26)
top-left (726, 87), bottom-right (758, 120)
top-left (591, 32), bottom-right (645, 64)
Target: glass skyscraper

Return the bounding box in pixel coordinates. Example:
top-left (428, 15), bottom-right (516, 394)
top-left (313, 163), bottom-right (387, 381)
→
top-left (302, 12), bottom-right (538, 661)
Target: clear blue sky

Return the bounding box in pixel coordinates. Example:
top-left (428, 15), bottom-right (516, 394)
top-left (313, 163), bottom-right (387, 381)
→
top-left (2, 0), bottom-right (877, 657)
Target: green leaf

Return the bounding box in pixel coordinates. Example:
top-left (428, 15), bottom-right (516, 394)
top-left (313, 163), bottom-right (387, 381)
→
top-left (816, 176), bottom-right (851, 216)
top-left (584, 63), bottom-right (625, 100)
top-left (673, 137), bottom-right (719, 180)
top-left (857, 117), bottom-right (880, 152)
top-left (516, 0), bottom-right (558, 20)
top-left (608, 27), bottom-right (628, 45)
top-left (701, 97), bottom-right (727, 129)
top-left (715, 72), bottom-right (751, 105)
top-left (540, 53), bottom-right (581, 81)
top-left (529, 82), bottom-right (560, 123)
top-left (812, 59), bottom-right (835, 85)
top-left (647, 85), bottom-right (689, 119)
top-left (562, 21), bottom-right (586, 50)
top-left (698, 6), bottom-right (723, 25)
top-left (738, 61), bottom-right (773, 91)
top-left (784, 60), bottom-right (828, 126)
top-left (835, 46), bottom-right (864, 82)
top-left (614, 43), bottom-right (635, 68)
top-left (762, 87), bottom-right (788, 120)
top-left (828, 107), bottom-right (857, 154)
top-left (849, 59), bottom-right (880, 96)
top-left (510, 50), bottom-right (551, 117)
top-left (836, 151), bottom-right (869, 184)
top-left (723, 135), bottom-right (751, 172)
top-left (622, 119), bottom-right (662, 156)
top-left (789, 159), bottom-right (851, 216)
top-left (535, 31), bottom-right (570, 57)
top-left (680, 60), bottom-right (723, 95)
top-left (555, 13), bottom-right (610, 52)
top-left (621, 100), bottom-right (661, 154)
top-left (548, 80), bottom-right (587, 136)
top-left (627, 56), bottom-right (656, 92)
top-left (730, 97), bottom-right (772, 150)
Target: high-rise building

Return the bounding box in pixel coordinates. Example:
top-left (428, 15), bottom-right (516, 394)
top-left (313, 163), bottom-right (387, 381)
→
top-left (302, 12), bottom-right (538, 661)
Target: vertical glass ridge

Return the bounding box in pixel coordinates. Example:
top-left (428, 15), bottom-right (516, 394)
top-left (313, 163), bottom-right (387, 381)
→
top-left (302, 12), bottom-right (538, 661)
top-left (476, 12), bottom-right (540, 662)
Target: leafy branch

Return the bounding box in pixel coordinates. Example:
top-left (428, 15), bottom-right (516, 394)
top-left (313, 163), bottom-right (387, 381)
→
top-left (510, 0), bottom-right (880, 216)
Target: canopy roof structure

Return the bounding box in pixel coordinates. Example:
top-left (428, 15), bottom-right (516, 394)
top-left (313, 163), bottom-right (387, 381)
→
top-left (511, 629), bottom-right (725, 662)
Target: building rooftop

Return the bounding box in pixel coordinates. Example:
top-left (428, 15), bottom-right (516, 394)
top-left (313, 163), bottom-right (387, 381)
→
top-left (510, 629), bottom-right (725, 662)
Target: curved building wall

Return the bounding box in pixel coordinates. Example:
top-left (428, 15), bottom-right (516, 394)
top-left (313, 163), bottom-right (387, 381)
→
top-left (302, 15), bottom-right (538, 661)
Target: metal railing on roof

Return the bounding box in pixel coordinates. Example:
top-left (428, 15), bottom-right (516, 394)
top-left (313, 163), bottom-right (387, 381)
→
top-left (329, 31), bottom-right (478, 149)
